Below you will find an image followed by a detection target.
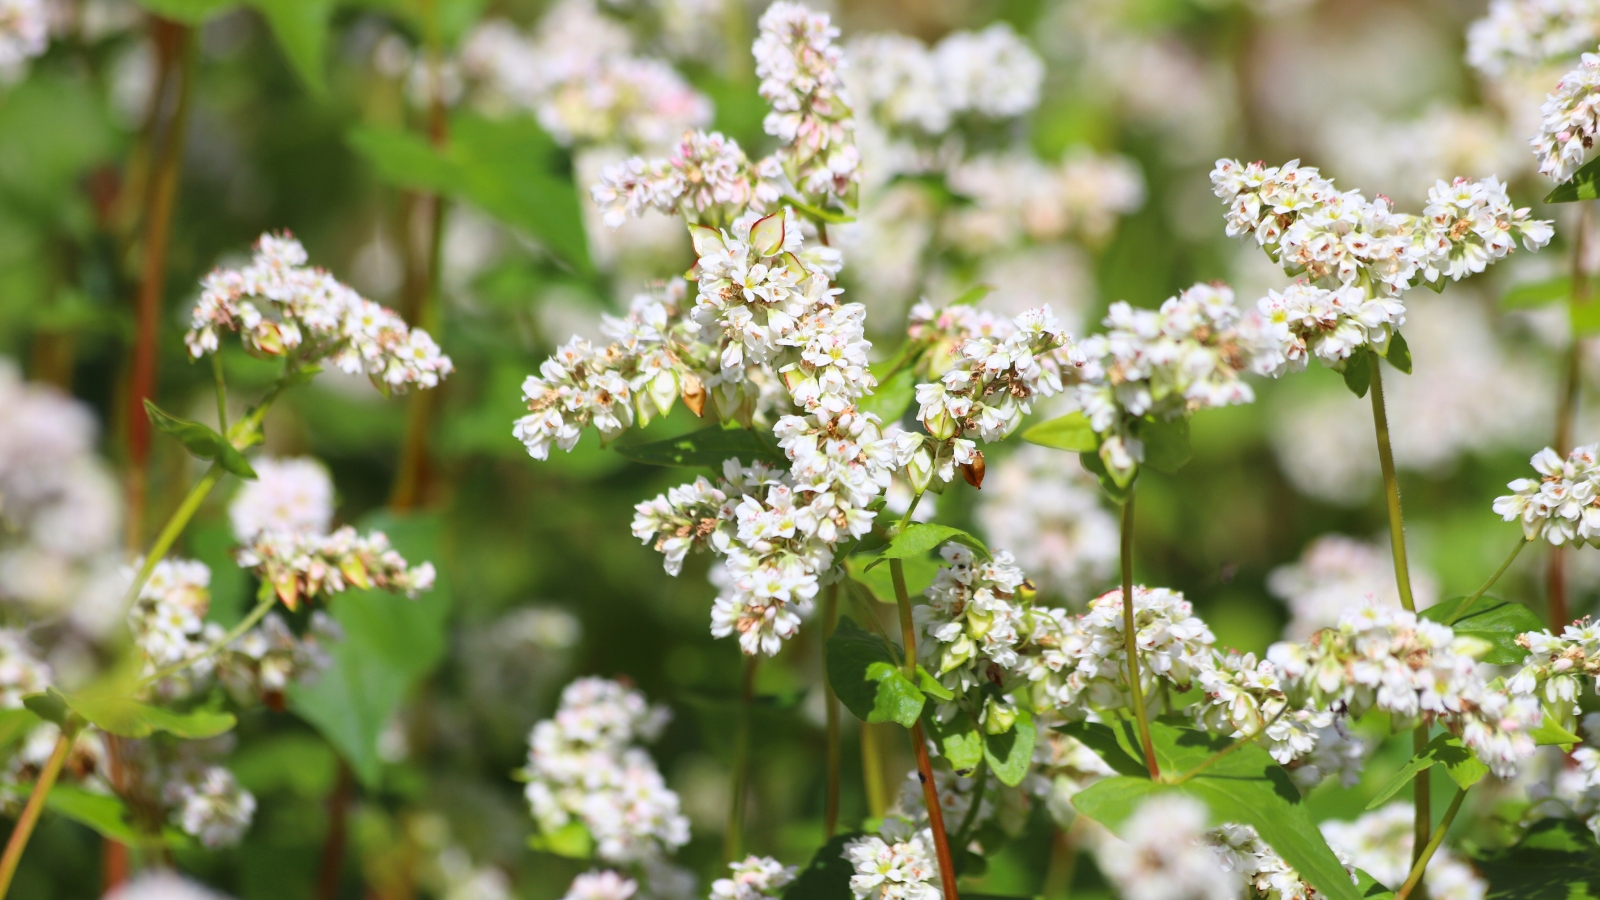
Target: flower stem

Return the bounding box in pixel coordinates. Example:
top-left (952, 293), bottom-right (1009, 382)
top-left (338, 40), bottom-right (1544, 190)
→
top-left (724, 654), bottom-right (759, 864)
top-left (1445, 538), bottom-right (1529, 626)
top-left (860, 721), bottom-right (889, 819)
top-left (123, 18), bottom-right (195, 549)
top-left (1167, 707), bottom-right (1287, 785)
top-left (0, 730), bottom-right (74, 900)
top-left (1368, 357), bottom-right (1431, 868)
top-left (951, 761), bottom-right (988, 849)
top-left (1119, 491), bottom-right (1159, 780)
top-left (120, 461), bottom-right (223, 608)
top-left (891, 557), bottom-right (960, 900)
top-left (1043, 822), bottom-right (1079, 900)
top-left (1551, 201), bottom-right (1593, 631)
top-left (211, 353), bottom-right (228, 434)
top-left (138, 591), bottom-right (277, 688)
top-left (1395, 786), bottom-right (1468, 900)
top-left (823, 581), bottom-right (842, 840)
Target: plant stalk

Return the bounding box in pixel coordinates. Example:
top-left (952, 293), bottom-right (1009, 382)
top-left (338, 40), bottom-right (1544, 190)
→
top-left (1368, 358), bottom-right (1432, 867)
top-left (0, 731), bottom-right (73, 900)
top-left (124, 19), bottom-right (195, 548)
top-left (823, 581), bottom-right (842, 840)
top-left (1043, 822), bottom-right (1079, 900)
top-left (950, 761), bottom-right (988, 849)
top-left (860, 721), bottom-right (889, 820)
top-left (1118, 492), bottom-right (1159, 780)
top-left (139, 592), bottom-right (277, 687)
top-left (1446, 538), bottom-right (1529, 626)
top-left (1552, 201), bottom-right (1594, 631)
top-left (891, 557), bottom-right (959, 900)
top-left (315, 761), bottom-right (354, 900)
top-left (1395, 787), bottom-right (1468, 900)
top-left (724, 654), bottom-right (759, 864)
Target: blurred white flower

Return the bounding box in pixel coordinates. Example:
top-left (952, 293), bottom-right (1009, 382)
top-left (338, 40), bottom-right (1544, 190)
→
top-left (1321, 804), bottom-right (1486, 900)
top-left (228, 456), bottom-right (334, 543)
top-left (1267, 534), bottom-right (1438, 639)
top-left (976, 445), bottom-right (1117, 604)
top-left (1095, 794), bottom-right (1237, 900)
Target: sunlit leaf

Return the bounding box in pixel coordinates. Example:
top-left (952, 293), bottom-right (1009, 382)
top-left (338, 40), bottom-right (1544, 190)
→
top-left (1420, 597), bottom-right (1543, 666)
top-left (825, 617), bottom-right (924, 728)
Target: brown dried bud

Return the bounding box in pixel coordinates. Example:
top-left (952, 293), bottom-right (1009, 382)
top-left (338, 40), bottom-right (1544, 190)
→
top-left (961, 450), bottom-right (986, 489)
top-left (681, 373), bottom-right (707, 418)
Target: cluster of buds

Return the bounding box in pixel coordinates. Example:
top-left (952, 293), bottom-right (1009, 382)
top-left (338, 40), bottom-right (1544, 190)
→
top-left (185, 233), bottom-right (453, 393)
top-left (236, 525), bottom-right (436, 610)
top-left (592, 131), bottom-right (783, 229)
top-left (1532, 51), bottom-right (1600, 183)
top-left (1493, 444), bottom-right (1600, 545)
top-left (1510, 619), bottom-right (1600, 728)
top-left (753, 2), bottom-right (859, 204)
top-left (914, 544), bottom-right (1030, 697)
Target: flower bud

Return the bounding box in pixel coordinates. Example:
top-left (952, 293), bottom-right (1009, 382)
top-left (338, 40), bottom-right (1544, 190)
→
top-left (960, 450), bottom-right (985, 489)
top-left (681, 372), bottom-right (707, 417)
top-left (983, 697), bottom-right (1017, 735)
top-left (908, 446), bottom-right (935, 493)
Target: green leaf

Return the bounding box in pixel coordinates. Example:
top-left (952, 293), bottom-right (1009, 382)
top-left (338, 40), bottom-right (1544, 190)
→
top-left (59, 689), bottom-right (236, 739)
top-left (927, 713), bottom-right (984, 771)
top-left (861, 367), bottom-right (916, 425)
top-left (1573, 298), bottom-right (1600, 338)
top-left (133, 0), bottom-right (236, 23)
top-left (1054, 720), bottom-right (1148, 778)
top-left (1476, 819), bottom-right (1600, 900)
top-left (847, 553), bottom-right (940, 604)
top-left (1384, 331), bottom-right (1412, 375)
top-left (862, 523), bottom-right (989, 572)
top-left (611, 425), bottom-right (787, 469)
top-left (784, 194), bottom-right (856, 225)
top-left (1139, 417), bottom-right (1191, 474)
top-left (248, 0), bottom-right (333, 95)
top-left (1530, 716), bottom-right (1583, 748)
top-left (1546, 154), bottom-right (1600, 203)
top-left (290, 510), bottom-right (452, 788)
top-left (949, 284), bottom-right (994, 307)
top-left (0, 708), bottom-right (38, 751)
top-left (1072, 718), bottom-right (1361, 900)
top-left (1342, 348), bottom-right (1371, 398)
top-left (1420, 597), bottom-right (1543, 665)
top-left (783, 833), bottom-right (862, 900)
top-left (915, 667), bottom-right (954, 701)
top-left (527, 820), bottom-right (594, 859)
top-left (825, 617), bottom-right (925, 728)
top-left (983, 709), bottom-right (1036, 786)
top-left (869, 338), bottom-right (925, 383)
top-left (22, 691), bottom-right (70, 727)
top-left (1367, 734), bottom-right (1486, 810)
top-left (1501, 276), bottom-right (1571, 310)
top-left (45, 785), bottom-right (192, 848)
top-left (1023, 411), bottom-right (1099, 453)
top-left (143, 400), bottom-right (258, 479)
top-left (347, 125), bottom-right (465, 195)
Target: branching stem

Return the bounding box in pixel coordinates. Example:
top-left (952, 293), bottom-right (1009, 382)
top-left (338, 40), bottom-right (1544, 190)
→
top-left (1395, 787), bottom-right (1468, 900)
top-left (0, 730), bottom-right (74, 900)
top-left (1446, 538), bottom-right (1530, 626)
top-left (138, 592), bottom-right (277, 688)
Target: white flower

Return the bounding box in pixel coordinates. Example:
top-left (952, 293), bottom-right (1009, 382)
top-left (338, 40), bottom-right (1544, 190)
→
top-left (165, 764), bottom-right (256, 848)
top-left (1207, 822), bottom-right (1350, 900)
top-left (0, 629), bottom-right (50, 708)
top-left (0, 0), bottom-right (47, 83)
top-left (522, 678), bottom-right (688, 865)
top-left (1267, 534), bottom-right (1438, 639)
top-left (711, 856), bottom-right (798, 900)
top-left (1321, 804), bottom-right (1486, 900)
top-left (561, 871), bottom-right (638, 900)
top-left (1535, 51), bottom-right (1600, 183)
top-left (105, 872), bottom-right (235, 900)
top-left (1468, 0), bottom-right (1600, 76)
top-left (843, 829), bottom-right (941, 900)
top-left (915, 544), bottom-right (1029, 694)
top-left (1095, 794), bottom-right (1238, 900)
top-left (228, 456), bottom-right (335, 542)
top-left (185, 233), bottom-right (453, 392)
top-left (1494, 444), bottom-right (1600, 546)
top-left (930, 24), bottom-right (1043, 120)
top-left (753, 2), bottom-right (859, 203)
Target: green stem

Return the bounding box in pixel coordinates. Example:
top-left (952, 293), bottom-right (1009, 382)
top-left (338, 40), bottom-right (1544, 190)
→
top-left (890, 557), bottom-right (960, 900)
top-left (724, 654), bottom-right (759, 864)
top-left (1395, 787), bottom-right (1468, 900)
top-left (1043, 822), bottom-right (1079, 900)
top-left (1445, 538), bottom-right (1530, 626)
top-left (1167, 707), bottom-right (1287, 785)
top-left (1369, 357), bottom-right (1431, 867)
top-left (951, 761), bottom-right (988, 849)
top-left (0, 730), bottom-right (73, 900)
top-left (211, 353), bottom-right (228, 434)
top-left (1119, 492), bottom-right (1159, 780)
top-left (823, 582), bottom-right (841, 840)
top-left (138, 592), bottom-right (277, 688)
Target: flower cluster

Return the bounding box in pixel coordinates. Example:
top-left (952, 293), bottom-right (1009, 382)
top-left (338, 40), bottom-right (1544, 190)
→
top-left (106, 872), bottom-right (235, 900)
top-left (562, 871), bottom-right (639, 900)
top-left (237, 525), bottom-right (436, 610)
top-left (1320, 804), bottom-right (1486, 900)
top-left (1510, 619), bottom-right (1600, 725)
top-left (591, 130), bottom-right (783, 229)
top-left (1211, 159), bottom-right (1551, 298)
top-left (846, 24), bottom-right (1044, 135)
top-left (1253, 282), bottom-right (1404, 371)
top-left (1493, 444), bottom-right (1600, 546)
top-left (753, 2), bottom-right (858, 203)
top-left (943, 149), bottom-right (1145, 251)
top-left (521, 677), bottom-right (689, 864)
top-left (163, 760), bottom-right (257, 848)
top-left (975, 445), bottom-right (1118, 603)
top-left (0, 629), bottom-right (50, 709)
top-left (1208, 823), bottom-right (1328, 900)
top-left (1468, 0), bottom-right (1600, 76)
top-left (1267, 534), bottom-right (1438, 639)
top-left (710, 856), bottom-right (798, 900)
top-left (1269, 604), bottom-right (1542, 777)
top-left (1526, 730), bottom-right (1600, 840)
top-left (915, 544), bottom-right (1029, 695)
top-left (1095, 794), bottom-right (1238, 900)
top-left (1076, 283), bottom-right (1279, 479)
top-left (228, 456), bottom-right (334, 543)
top-left (1533, 52), bottom-right (1600, 183)
top-left (843, 827), bottom-right (941, 900)
top-left (0, 0), bottom-right (46, 83)
top-left (184, 232), bottom-right (453, 393)
top-left (460, 7), bottom-right (711, 150)
top-left (910, 303), bottom-right (1079, 485)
